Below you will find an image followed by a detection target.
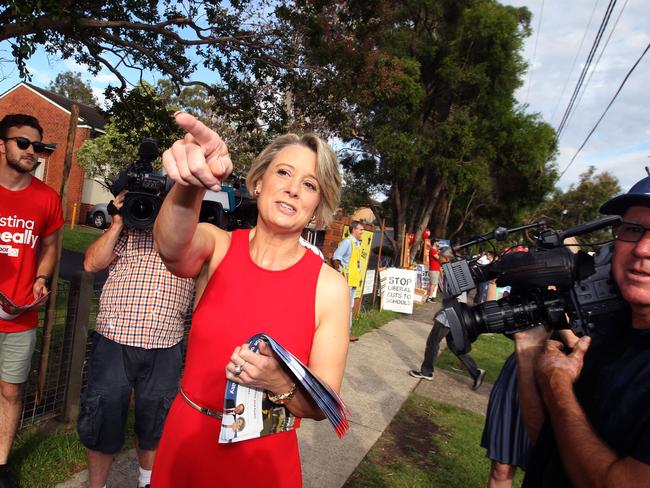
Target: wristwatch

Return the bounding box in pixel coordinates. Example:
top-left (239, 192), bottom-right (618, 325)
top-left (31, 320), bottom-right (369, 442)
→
top-left (267, 383), bottom-right (297, 405)
top-left (35, 275), bottom-right (50, 287)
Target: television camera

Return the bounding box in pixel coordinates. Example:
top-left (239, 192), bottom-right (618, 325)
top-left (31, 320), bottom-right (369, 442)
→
top-left (441, 216), bottom-right (630, 355)
top-left (109, 138), bottom-right (173, 229)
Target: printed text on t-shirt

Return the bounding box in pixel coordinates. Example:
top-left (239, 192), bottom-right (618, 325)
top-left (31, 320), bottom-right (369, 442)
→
top-left (0, 215), bottom-right (39, 253)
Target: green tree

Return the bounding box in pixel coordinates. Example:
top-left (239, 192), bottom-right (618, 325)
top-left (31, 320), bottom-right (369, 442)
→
top-left (155, 79), bottom-right (267, 177)
top-left (77, 82), bottom-right (182, 186)
top-left (77, 79), bottom-right (271, 188)
top-left (282, 0), bottom-right (558, 255)
top-left (75, 121), bottom-right (137, 189)
top-left (48, 71), bottom-right (98, 107)
top-left (0, 0), bottom-right (290, 95)
top-left (530, 167), bottom-right (621, 243)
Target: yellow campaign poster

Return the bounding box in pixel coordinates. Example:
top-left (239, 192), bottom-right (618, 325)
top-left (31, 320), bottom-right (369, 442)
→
top-left (341, 226), bottom-right (374, 299)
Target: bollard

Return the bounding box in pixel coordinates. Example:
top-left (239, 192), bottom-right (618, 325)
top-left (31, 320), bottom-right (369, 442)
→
top-left (70, 203), bottom-right (77, 229)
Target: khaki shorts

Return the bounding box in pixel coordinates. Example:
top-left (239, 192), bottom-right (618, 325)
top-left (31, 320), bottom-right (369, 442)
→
top-left (429, 270), bottom-right (441, 288)
top-left (0, 329), bottom-right (37, 383)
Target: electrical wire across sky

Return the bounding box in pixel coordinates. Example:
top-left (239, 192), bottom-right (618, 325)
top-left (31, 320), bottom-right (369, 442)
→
top-left (560, 41), bottom-right (650, 178)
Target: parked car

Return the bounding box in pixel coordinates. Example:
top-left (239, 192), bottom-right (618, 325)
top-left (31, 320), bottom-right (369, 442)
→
top-left (86, 203), bottom-right (112, 229)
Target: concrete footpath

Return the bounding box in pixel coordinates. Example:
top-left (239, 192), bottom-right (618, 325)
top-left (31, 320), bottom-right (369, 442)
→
top-left (55, 301), bottom-right (490, 488)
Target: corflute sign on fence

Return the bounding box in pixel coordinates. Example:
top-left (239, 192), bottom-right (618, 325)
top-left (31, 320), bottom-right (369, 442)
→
top-left (380, 268), bottom-right (417, 314)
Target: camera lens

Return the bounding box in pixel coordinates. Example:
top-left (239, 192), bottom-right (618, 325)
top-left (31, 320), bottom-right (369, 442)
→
top-left (130, 197), bottom-right (155, 221)
top-left (122, 193), bottom-right (162, 229)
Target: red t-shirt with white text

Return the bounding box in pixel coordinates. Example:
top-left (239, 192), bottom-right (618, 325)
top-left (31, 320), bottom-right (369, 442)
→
top-left (0, 178), bottom-right (63, 332)
top-left (429, 247), bottom-right (442, 271)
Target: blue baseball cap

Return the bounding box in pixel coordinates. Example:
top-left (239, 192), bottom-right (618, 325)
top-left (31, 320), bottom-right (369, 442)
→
top-left (600, 175), bottom-right (650, 215)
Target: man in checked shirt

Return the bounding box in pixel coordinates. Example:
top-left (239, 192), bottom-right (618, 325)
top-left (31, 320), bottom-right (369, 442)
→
top-left (77, 190), bottom-right (194, 488)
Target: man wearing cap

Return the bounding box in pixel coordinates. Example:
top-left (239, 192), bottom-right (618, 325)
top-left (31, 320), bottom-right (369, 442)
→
top-left (515, 174), bottom-right (650, 487)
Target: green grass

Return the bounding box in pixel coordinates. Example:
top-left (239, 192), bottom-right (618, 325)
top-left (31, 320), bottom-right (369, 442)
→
top-left (9, 424), bottom-right (86, 488)
top-left (437, 333), bottom-right (514, 384)
top-left (345, 394), bottom-right (523, 488)
top-left (351, 309), bottom-right (401, 337)
top-left (63, 226), bottom-right (101, 253)
top-left (10, 411), bottom-right (136, 488)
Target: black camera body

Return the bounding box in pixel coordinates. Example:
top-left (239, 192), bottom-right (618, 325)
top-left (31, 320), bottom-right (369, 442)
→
top-left (199, 180), bottom-right (258, 231)
top-left (125, 171), bottom-right (169, 194)
top-left (441, 216), bottom-right (630, 355)
top-left (109, 139), bottom-right (173, 229)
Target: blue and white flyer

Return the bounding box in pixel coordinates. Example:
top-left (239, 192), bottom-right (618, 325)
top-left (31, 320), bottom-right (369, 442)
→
top-left (219, 333), bottom-right (349, 443)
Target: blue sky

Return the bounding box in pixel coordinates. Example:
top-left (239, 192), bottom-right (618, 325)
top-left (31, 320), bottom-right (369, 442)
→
top-left (1, 0), bottom-right (648, 192)
top-left (502, 0), bottom-right (650, 191)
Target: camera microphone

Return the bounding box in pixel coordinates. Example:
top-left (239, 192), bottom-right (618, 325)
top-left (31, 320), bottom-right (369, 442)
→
top-left (138, 138), bottom-right (158, 162)
top-left (558, 215), bottom-right (620, 242)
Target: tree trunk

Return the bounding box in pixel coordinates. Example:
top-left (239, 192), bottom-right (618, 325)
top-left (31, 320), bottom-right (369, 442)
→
top-left (410, 178), bottom-right (444, 259)
top-left (37, 104), bottom-right (78, 403)
top-left (431, 185), bottom-right (450, 238)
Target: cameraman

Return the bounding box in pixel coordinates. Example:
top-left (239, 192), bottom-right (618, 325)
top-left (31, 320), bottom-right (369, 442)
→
top-left (77, 189), bottom-right (194, 488)
top-left (515, 175), bottom-right (650, 487)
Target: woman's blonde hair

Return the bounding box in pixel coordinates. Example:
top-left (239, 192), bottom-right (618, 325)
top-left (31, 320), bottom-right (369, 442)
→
top-left (246, 133), bottom-right (341, 228)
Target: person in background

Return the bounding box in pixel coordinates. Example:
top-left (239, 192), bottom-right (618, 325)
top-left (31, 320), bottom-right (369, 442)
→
top-left (426, 241), bottom-right (442, 302)
top-left (78, 189), bottom-right (194, 488)
top-left (299, 231), bottom-right (324, 261)
top-left (332, 221), bottom-right (364, 341)
top-left (474, 251), bottom-right (495, 305)
top-left (409, 310), bottom-right (486, 390)
top-left (0, 114), bottom-right (63, 488)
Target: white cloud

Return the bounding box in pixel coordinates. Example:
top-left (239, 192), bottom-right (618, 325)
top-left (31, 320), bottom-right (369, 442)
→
top-left (504, 0), bottom-right (650, 190)
top-left (24, 61), bottom-right (53, 86)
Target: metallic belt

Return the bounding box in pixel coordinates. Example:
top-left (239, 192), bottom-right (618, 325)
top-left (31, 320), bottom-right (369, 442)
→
top-left (180, 387), bottom-right (223, 419)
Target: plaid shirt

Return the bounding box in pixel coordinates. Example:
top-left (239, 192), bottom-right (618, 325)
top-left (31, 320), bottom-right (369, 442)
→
top-left (95, 227), bottom-right (194, 349)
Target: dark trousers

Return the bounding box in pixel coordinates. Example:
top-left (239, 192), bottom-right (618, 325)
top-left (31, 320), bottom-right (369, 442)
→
top-left (419, 320), bottom-right (480, 379)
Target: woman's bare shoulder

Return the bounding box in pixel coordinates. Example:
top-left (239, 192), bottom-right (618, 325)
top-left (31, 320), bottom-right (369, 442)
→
top-left (316, 263), bottom-right (349, 298)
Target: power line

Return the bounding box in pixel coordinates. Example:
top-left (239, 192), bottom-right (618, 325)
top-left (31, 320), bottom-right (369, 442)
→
top-left (524, 0), bottom-right (545, 105)
top-left (560, 41), bottom-right (650, 178)
top-left (556, 0), bottom-right (618, 139)
top-left (564, 0), bottom-right (629, 132)
top-left (550, 0), bottom-right (601, 124)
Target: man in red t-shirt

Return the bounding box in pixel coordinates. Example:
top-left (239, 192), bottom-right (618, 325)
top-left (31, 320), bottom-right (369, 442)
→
top-left (0, 114), bottom-right (63, 487)
top-left (426, 241), bottom-right (442, 302)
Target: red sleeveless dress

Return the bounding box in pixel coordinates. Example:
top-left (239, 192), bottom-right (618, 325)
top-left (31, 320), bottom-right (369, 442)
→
top-left (151, 229), bottom-right (323, 487)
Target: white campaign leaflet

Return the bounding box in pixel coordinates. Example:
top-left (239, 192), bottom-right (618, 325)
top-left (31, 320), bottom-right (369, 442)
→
top-left (381, 268), bottom-right (417, 314)
top-left (362, 269), bottom-right (375, 295)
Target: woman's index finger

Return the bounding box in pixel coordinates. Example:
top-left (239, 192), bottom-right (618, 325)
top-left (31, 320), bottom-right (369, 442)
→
top-left (174, 112), bottom-right (223, 151)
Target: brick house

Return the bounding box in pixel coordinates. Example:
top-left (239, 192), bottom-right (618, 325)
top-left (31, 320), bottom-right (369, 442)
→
top-left (0, 82), bottom-right (109, 223)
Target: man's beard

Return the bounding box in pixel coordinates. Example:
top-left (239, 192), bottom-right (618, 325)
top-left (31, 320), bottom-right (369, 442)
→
top-left (6, 155), bottom-right (40, 174)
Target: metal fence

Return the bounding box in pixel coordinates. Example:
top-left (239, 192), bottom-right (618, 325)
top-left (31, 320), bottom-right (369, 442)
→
top-left (19, 272), bottom-right (192, 430)
top-left (19, 278), bottom-right (92, 429)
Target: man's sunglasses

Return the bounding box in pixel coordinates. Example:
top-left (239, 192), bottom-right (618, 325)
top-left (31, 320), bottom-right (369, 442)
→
top-left (2, 136), bottom-right (47, 152)
top-left (613, 220), bottom-right (650, 243)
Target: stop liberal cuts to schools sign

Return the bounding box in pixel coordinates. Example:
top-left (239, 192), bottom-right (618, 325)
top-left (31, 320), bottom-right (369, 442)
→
top-left (380, 268), bottom-right (417, 314)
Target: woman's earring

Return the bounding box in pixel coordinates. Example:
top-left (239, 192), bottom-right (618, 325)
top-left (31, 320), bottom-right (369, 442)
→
top-left (254, 188), bottom-right (260, 196)
top-left (310, 215), bottom-right (316, 224)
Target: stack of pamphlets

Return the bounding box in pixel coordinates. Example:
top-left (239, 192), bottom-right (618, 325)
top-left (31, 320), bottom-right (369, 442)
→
top-left (0, 290), bottom-right (49, 320)
top-left (219, 333), bottom-right (350, 443)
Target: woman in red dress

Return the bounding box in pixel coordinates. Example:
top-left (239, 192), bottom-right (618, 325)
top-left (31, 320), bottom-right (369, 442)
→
top-left (151, 113), bottom-right (350, 487)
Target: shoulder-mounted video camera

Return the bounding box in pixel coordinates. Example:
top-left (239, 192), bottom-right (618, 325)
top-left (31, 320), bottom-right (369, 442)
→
top-left (109, 138), bottom-right (174, 229)
top-left (441, 216), bottom-right (630, 355)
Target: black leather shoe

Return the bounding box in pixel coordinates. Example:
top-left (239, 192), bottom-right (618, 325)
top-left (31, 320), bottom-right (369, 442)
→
top-left (0, 471), bottom-right (19, 488)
